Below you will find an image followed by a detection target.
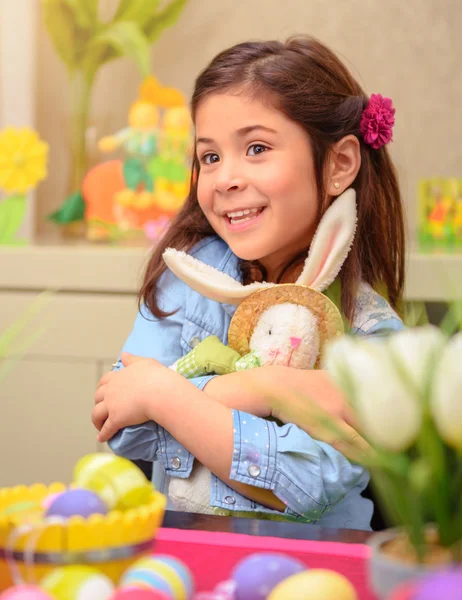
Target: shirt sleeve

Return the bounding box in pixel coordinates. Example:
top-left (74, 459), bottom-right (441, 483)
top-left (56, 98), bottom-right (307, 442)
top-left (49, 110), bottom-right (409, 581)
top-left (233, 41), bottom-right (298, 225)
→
top-left (352, 284), bottom-right (404, 337)
top-left (229, 410), bottom-right (367, 520)
top-left (107, 270), bottom-right (204, 477)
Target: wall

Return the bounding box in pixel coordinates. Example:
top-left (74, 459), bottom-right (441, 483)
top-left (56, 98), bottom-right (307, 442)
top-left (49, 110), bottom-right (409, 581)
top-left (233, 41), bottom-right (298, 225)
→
top-left (36, 0), bottom-right (462, 239)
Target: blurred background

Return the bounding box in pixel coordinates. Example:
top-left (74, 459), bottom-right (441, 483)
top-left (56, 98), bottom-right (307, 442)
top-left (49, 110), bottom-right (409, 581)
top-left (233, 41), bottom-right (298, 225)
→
top-left (0, 0), bottom-right (460, 486)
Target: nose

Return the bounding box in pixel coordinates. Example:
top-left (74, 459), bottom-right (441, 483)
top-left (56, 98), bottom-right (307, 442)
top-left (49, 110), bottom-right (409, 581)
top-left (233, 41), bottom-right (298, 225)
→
top-left (214, 163), bottom-right (247, 194)
top-left (290, 336), bottom-right (302, 349)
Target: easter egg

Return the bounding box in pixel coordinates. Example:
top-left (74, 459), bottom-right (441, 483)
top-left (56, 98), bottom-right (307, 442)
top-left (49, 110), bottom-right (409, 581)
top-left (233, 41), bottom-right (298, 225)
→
top-left (120, 554), bottom-right (194, 599)
top-left (40, 565), bottom-right (114, 600)
top-left (231, 553), bottom-right (305, 600)
top-left (3, 501), bottom-right (43, 525)
top-left (0, 585), bottom-right (53, 600)
top-left (42, 491), bottom-right (64, 510)
top-left (45, 489), bottom-right (108, 519)
top-left (73, 453), bottom-right (152, 510)
top-left (267, 569), bottom-right (358, 600)
top-left (388, 581), bottom-right (418, 600)
top-left (109, 590), bottom-right (171, 600)
top-left (413, 569), bottom-right (462, 600)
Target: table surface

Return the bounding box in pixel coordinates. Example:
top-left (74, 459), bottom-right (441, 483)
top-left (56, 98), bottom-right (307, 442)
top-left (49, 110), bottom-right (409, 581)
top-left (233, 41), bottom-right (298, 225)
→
top-left (162, 510), bottom-right (372, 545)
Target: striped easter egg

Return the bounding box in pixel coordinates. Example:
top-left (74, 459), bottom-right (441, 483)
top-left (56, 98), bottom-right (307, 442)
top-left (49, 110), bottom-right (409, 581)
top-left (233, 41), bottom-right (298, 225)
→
top-left (120, 555), bottom-right (194, 600)
top-left (73, 453), bottom-right (152, 510)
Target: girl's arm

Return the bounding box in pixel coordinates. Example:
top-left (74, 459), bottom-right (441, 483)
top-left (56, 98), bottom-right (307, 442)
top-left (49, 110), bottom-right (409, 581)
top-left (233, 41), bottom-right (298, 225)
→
top-left (203, 366), bottom-right (368, 461)
top-left (96, 357), bottom-right (367, 516)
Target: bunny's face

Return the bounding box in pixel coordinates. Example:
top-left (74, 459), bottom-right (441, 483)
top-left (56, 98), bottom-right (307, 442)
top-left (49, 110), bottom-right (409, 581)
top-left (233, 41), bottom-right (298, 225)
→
top-left (249, 303), bottom-right (320, 369)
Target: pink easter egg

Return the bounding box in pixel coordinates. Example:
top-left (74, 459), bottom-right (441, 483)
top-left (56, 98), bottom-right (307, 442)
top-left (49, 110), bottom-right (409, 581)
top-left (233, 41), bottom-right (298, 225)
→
top-left (0, 585), bottom-right (53, 600)
top-left (42, 492), bottom-right (63, 510)
top-left (388, 582), bottom-right (418, 600)
top-left (110, 589), bottom-right (171, 600)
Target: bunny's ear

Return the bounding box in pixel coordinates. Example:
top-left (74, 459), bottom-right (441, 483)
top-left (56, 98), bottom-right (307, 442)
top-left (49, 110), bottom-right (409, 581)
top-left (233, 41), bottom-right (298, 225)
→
top-left (296, 188), bottom-right (357, 291)
top-left (163, 248), bottom-right (273, 305)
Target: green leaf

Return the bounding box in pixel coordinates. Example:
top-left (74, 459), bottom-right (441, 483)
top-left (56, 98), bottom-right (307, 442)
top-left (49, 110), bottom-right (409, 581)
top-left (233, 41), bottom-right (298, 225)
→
top-left (48, 191), bottom-right (85, 224)
top-left (83, 20), bottom-right (151, 78)
top-left (114, 0), bottom-right (161, 26)
top-left (41, 0), bottom-right (83, 71)
top-left (0, 195), bottom-right (27, 244)
top-left (143, 0), bottom-right (188, 43)
top-left (63, 0), bottom-right (99, 30)
top-left (439, 301), bottom-right (462, 336)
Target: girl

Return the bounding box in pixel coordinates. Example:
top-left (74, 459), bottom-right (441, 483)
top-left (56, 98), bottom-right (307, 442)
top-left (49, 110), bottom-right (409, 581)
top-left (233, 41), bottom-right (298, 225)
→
top-left (92, 36), bottom-right (405, 530)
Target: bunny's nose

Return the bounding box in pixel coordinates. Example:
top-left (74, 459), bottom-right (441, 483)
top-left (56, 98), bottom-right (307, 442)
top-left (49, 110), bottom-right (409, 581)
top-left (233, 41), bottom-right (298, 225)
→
top-left (290, 336), bottom-right (302, 349)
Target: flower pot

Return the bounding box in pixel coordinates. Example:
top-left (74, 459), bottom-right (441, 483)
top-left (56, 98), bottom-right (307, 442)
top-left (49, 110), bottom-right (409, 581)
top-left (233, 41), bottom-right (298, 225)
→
top-left (367, 528), bottom-right (456, 599)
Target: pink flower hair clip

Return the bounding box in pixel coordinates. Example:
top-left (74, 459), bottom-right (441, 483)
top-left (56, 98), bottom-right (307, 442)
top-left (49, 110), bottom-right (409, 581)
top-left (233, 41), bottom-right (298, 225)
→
top-left (359, 93), bottom-right (395, 150)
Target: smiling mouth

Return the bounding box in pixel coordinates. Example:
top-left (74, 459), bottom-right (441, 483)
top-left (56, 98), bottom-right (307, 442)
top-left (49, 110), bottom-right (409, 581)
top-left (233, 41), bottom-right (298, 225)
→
top-left (225, 207), bottom-right (265, 224)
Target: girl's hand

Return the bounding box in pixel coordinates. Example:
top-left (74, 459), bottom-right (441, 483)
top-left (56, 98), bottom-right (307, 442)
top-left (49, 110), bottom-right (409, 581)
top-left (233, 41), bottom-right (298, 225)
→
top-left (269, 368), bottom-right (371, 461)
top-left (92, 353), bottom-right (163, 443)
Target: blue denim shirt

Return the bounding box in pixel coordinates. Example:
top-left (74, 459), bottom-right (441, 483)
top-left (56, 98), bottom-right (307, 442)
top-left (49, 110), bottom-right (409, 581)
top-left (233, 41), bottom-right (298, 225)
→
top-left (109, 236), bottom-right (403, 530)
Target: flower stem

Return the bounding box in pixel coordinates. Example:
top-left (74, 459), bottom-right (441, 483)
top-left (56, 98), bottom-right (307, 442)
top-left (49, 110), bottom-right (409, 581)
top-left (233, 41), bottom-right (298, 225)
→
top-left (69, 70), bottom-right (93, 195)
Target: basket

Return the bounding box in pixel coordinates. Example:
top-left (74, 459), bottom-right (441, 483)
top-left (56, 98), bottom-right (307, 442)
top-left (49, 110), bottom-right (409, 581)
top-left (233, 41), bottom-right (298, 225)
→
top-left (0, 481), bottom-right (166, 590)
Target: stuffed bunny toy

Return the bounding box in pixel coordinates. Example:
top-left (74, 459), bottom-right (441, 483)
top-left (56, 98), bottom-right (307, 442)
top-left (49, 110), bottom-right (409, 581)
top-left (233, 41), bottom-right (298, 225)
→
top-left (161, 188), bottom-right (357, 514)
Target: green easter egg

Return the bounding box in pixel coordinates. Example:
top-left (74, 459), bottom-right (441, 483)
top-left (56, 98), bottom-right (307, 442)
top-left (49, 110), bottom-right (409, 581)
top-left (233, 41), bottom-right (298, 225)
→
top-left (3, 501), bottom-right (44, 524)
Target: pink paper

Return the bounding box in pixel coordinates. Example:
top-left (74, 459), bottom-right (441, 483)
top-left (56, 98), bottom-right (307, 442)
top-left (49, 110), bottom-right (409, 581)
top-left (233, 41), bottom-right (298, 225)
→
top-left (155, 528), bottom-right (377, 599)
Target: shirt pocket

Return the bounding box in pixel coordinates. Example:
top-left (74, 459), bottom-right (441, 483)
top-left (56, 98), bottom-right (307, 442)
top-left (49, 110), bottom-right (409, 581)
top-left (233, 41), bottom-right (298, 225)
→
top-left (180, 317), bottom-right (220, 355)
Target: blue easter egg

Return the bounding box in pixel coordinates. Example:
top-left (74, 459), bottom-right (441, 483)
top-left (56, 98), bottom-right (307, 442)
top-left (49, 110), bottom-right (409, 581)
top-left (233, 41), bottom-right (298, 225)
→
top-left (231, 552), bottom-right (306, 600)
top-left (45, 489), bottom-right (107, 519)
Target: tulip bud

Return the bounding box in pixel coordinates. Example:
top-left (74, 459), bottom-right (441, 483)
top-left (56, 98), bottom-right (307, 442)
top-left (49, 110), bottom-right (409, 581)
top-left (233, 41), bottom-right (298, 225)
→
top-left (431, 332), bottom-right (462, 450)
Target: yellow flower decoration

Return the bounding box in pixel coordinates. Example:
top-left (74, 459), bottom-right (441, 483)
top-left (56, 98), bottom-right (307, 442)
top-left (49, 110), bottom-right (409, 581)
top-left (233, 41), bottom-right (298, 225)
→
top-left (0, 127), bottom-right (49, 194)
top-left (139, 75), bottom-right (186, 108)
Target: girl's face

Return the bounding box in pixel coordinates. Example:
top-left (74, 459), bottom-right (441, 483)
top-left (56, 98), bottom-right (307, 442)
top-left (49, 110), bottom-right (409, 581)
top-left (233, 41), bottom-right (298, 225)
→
top-left (195, 92), bottom-right (318, 279)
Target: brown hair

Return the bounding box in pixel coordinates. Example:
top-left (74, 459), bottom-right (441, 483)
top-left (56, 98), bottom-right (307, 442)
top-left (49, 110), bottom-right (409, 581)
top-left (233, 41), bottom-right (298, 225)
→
top-left (140, 36), bottom-right (405, 321)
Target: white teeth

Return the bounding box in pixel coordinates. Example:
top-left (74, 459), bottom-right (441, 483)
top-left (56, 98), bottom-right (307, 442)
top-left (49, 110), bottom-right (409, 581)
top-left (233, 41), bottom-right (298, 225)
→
top-left (230, 216), bottom-right (255, 224)
top-left (226, 208), bottom-right (261, 218)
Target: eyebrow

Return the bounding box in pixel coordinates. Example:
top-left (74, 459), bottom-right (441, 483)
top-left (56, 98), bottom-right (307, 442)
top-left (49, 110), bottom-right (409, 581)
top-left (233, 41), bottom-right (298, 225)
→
top-left (196, 124), bottom-right (278, 145)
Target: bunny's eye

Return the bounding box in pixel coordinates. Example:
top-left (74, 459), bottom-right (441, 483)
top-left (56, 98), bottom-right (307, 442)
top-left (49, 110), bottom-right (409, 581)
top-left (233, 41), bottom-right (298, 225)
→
top-left (268, 329), bottom-right (272, 335)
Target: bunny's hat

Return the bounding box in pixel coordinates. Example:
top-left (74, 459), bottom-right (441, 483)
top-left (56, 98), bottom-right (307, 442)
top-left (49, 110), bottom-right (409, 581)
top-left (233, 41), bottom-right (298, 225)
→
top-left (163, 188), bottom-right (357, 364)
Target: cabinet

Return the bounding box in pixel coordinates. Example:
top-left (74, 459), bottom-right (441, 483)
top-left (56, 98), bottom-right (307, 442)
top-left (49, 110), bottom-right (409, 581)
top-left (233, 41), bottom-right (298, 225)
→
top-left (0, 243), bottom-right (147, 486)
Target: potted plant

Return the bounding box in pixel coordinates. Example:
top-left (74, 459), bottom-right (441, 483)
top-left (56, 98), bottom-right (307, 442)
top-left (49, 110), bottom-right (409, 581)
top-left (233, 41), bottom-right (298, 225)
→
top-left (323, 324), bottom-right (462, 598)
top-left (42, 0), bottom-right (188, 230)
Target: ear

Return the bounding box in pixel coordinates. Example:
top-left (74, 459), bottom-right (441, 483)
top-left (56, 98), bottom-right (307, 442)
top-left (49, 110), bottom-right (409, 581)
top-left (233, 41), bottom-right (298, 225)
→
top-left (296, 188), bottom-right (357, 291)
top-left (325, 135), bottom-right (361, 196)
top-left (163, 248), bottom-right (273, 305)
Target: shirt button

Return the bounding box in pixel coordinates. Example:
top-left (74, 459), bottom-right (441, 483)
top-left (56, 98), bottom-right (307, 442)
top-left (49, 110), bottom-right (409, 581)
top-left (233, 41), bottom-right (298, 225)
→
top-left (171, 457), bottom-right (181, 470)
top-left (248, 464), bottom-right (261, 478)
top-left (190, 337), bottom-right (201, 348)
top-left (224, 495), bottom-right (236, 505)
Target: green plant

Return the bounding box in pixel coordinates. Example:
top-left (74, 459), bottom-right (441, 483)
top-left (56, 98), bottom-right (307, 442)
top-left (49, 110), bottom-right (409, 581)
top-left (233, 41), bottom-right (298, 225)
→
top-left (0, 292), bottom-right (53, 382)
top-left (322, 322), bottom-right (462, 563)
top-left (42, 0), bottom-right (188, 198)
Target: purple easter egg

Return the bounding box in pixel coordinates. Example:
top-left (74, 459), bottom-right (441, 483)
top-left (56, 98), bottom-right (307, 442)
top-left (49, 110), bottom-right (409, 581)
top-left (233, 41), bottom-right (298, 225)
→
top-left (45, 489), bottom-right (108, 519)
top-left (414, 569), bottom-right (462, 600)
top-left (231, 552), bottom-right (306, 600)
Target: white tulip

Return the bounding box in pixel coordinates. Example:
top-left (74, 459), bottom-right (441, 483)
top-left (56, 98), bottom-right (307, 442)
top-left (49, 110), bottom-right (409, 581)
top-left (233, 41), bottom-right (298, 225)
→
top-left (431, 332), bottom-right (462, 450)
top-left (324, 336), bottom-right (422, 452)
top-left (388, 326), bottom-right (446, 396)
top-left (323, 335), bottom-right (360, 397)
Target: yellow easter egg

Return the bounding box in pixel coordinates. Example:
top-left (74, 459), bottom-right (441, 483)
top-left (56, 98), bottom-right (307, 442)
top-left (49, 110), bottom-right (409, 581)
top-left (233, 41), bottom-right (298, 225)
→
top-left (267, 569), bottom-right (358, 600)
top-left (73, 454), bottom-right (152, 511)
top-left (40, 565), bottom-right (114, 600)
